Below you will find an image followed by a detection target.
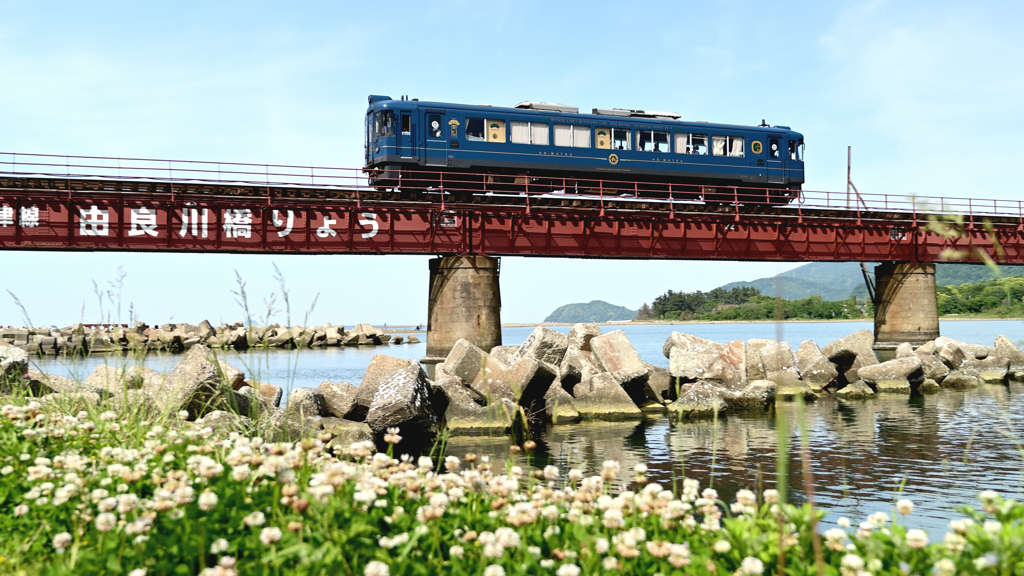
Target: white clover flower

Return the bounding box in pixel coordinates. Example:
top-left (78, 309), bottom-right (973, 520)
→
top-left (483, 565), bottom-right (505, 576)
top-left (198, 491), bottom-right (218, 511)
top-left (713, 540), bottom-right (731, 553)
top-left (984, 520), bottom-right (1002, 535)
top-left (634, 463), bottom-right (647, 475)
top-left (260, 527), bottom-right (283, 546)
top-left (595, 538), bottom-right (610, 554)
top-left (556, 564), bottom-right (580, 576)
top-left (483, 542), bottom-right (504, 559)
top-left (740, 556), bottom-right (765, 575)
top-left (98, 497), bottom-right (118, 512)
top-left (841, 554), bottom-right (865, 571)
top-left (211, 538), bottom-right (229, 554)
top-left (906, 528), bottom-right (928, 549)
top-left (540, 560), bottom-right (555, 569)
top-left (568, 469), bottom-right (584, 482)
top-left (897, 498), bottom-right (914, 515)
top-left (14, 504), bottom-right (28, 517)
top-left (978, 490), bottom-right (999, 504)
top-left (932, 558), bottom-right (956, 576)
top-left (53, 532), bottom-right (72, 550)
top-left (762, 489), bottom-right (779, 504)
top-left (95, 512), bottom-right (117, 532)
top-left (527, 545), bottom-right (541, 556)
top-left (867, 511), bottom-right (890, 527)
top-left (602, 556), bottom-right (618, 570)
top-left (973, 552), bottom-right (999, 570)
top-left (364, 560), bottom-right (389, 576)
top-left (449, 545), bottom-right (464, 558)
top-left (543, 465), bottom-right (560, 480)
top-left (127, 569), bottom-right (147, 576)
top-left (602, 507), bottom-right (624, 529)
top-left (837, 517), bottom-right (851, 528)
top-left (176, 410), bottom-right (190, 420)
top-left (243, 511), bottom-right (266, 527)
top-left (100, 411), bottom-right (117, 422)
top-left (0, 466), bottom-right (13, 475)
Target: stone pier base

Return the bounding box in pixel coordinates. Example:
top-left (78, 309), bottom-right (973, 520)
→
top-left (873, 261), bottom-right (939, 349)
top-left (421, 255), bottom-right (502, 375)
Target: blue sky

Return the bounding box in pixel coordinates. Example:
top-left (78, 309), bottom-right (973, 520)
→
top-left (2, 1), bottom-right (1023, 326)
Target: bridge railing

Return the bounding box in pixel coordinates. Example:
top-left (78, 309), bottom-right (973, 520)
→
top-left (3, 152), bottom-right (1020, 219)
top-left (0, 152), bottom-right (370, 190)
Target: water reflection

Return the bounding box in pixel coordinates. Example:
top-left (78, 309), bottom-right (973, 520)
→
top-left (445, 384), bottom-right (1024, 537)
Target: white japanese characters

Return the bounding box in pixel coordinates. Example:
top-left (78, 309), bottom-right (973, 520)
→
top-left (180, 208), bottom-right (209, 238)
top-left (359, 212), bottom-right (378, 239)
top-left (0, 206), bottom-right (12, 227)
top-left (223, 209), bottom-right (253, 239)
top-left (272, 210), bottom-right (294, 237)
top-left (317, 216), bottom-right (337, 238)
top-left (20, 206), bottom-right (40, 228)
top-left (80, 205), bottom-right (109, 236)
top-left (129, 207), bottom-right (158, 237)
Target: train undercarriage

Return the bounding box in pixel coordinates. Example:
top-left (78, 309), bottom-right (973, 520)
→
top-left (366, 164), bottom-right (801, 208)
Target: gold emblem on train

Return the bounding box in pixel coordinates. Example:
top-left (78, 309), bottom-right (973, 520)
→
top-left (608, 153), bottom-right (619, 165)
top-left (752, 141), bottom-right (763, 154)
top-left (448, 118), bottom-right (460, 137)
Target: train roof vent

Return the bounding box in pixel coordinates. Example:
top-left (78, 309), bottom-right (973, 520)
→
top-left (592, 108), bottom-right (681, 120)
top-left (515, 102), bottom-right (579, 113)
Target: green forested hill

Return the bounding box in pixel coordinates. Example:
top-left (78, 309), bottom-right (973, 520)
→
top-left (543, 300), bottom-right (637, 323)
top-left (722, 262), bottom-right (1024, 301)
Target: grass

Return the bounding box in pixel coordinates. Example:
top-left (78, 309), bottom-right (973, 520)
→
top-left (0, 369), bottom-right (1022, 576)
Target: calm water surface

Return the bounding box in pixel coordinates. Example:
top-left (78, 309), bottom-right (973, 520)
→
top-left (31, 319), bottom-right (1024, 536)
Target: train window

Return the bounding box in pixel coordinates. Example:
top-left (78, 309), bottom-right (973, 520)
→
top-left (636, 130), bottom-right (668, 152)
top-left (512, 121), bottom-right (549, 145)
top-left (532, 123), bottom-right (549, 145)
top-left (769, 138), bottom-right (780, 159)
top-left (427, 115), bottom-right (442, 138)
top-left (611, 128), bottom-right (630, 150)
top-left (554, 125), bottom-right (572, 146)
top-left (401, 114), bottom-right (410, 135)
top-left (554, 125), bottom-right (592, 147)
top-left (572, 126), bottom-right (590, 148)
top-left (511, 121), bottom-right (550, 145)
top-left (466, 118), bottom-right (485, 141)
top-left (712, 135), bottom-right (727, 156)
top-left (674, 133), bottom-right (707, 155)
top-left (728, 136), bottom-right (745, 157)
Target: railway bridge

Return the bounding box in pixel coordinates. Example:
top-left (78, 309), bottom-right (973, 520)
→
top-left (2, 152), bottom-right (1021, 365)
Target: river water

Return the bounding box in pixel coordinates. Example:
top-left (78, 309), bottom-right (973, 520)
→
top-left (31, 319), bottom-right (1024, 537)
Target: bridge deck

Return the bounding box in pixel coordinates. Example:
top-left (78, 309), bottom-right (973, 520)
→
top-left (1, 153), bottom-right (1019, 263)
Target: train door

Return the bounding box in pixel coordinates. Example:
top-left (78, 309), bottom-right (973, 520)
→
top-left (766, 136), bottom-right (784, 184)
top-left (398, 112), bottom-right (414, 158)
top-left (425, 111), bottom-right (447, 166)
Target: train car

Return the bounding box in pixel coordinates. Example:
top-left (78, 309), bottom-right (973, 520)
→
top-left (364, 95), bottom-right (805, 204)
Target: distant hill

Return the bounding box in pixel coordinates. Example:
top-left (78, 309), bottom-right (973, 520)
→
top-left (722, 262), bottom-right (1024, 301)
top-left (544, 300), bottom-right (637, 323)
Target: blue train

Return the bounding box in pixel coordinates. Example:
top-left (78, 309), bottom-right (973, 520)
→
top-left (364, 94), bottom-right (805, 203)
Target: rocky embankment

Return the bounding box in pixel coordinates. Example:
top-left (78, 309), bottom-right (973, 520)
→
top-left (2, 325), bottom-right (1022, 448)
top-left (0, 321), bottom-right (419, 354)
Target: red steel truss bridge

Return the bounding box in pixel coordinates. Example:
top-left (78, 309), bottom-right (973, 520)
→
top-left (1, 152), bottom-right (1020, 263)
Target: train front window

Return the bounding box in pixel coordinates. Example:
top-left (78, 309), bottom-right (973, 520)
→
top-left (381, 111), bottom-right (394, 137)
top-left (466, 118), bottom-right (485, 141)
top-left (401, 114), bottom-right (410, 135)
top-left (793, 140), bottom-right (804, 161)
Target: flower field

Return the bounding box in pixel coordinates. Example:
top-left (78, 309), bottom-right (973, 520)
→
top-left (0, 391), bottom-right (1022, 576)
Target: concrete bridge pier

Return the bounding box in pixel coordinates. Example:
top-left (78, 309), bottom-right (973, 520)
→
top-left (873, 261), bottom-right (940, 351)
top-left (421, 255), bottom-right (502, 376)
